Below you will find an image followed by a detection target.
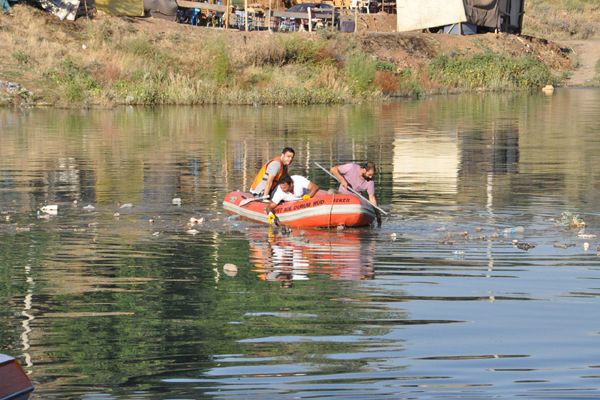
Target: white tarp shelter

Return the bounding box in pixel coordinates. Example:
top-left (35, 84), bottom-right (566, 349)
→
top-left (396, 0), bottom-right (467, 33)
top-left (396, 0), bottom-right (525, 34)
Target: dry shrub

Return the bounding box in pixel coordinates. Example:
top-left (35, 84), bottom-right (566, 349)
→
top-left (374, 70), bottom-right (398, 94)
top-left (98, 63), bottom-right (121, 84)
top-left (230, 36), bottom-right (285, 67)
top-left (306, 64), bottom-right (345, 92)
top-left (313, 45), bottom-right (338, 64)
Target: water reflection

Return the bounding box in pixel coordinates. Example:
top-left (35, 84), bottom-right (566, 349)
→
top-left (2, 89), bottom-right (600, 398)
top-left (248, 228), bottom-right (376, 287)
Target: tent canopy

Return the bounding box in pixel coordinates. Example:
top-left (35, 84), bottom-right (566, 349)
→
top-left (94, 0), bottom-right (144, 16)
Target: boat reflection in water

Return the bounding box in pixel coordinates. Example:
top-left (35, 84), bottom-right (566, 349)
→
top-left (248, 228), bottom-right (376, 287)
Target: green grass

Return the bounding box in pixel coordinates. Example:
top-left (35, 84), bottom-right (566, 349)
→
top-left (345, 52), bottom-right (378, 94)
top-left (45, 59), bottom-right (99, 103)
top-left (13, 51), bottom-right (31, 65)
top-left (428, 52), bottom-right (555, 91)
top-left (210, 41), bottom-right (231, 85)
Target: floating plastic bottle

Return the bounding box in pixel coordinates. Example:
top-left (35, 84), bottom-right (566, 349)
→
top-left (502, 226), bottom-right (524, 235)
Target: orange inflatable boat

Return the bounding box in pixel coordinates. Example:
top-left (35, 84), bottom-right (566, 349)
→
top-left (0, 354), bottom-right (34, 400)
top-left (223, 190), bottom-right (376, 228)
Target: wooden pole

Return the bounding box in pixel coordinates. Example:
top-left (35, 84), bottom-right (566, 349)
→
top-left (308, 7), bottom-right (312, 32)
top-left (331, 6), bottom-right (335, 31)
top-left (244, 0), bottom-right (249, 31)
top-left (354, 6), bottom-right (358, 33)
top-left (268, 0), bottom-right (272, 31)
top-left (225, 0), bottom-right (229, 29)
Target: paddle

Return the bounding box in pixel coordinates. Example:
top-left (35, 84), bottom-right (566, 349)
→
top-left (314, 161), bottom-right (388, 216)
top-left (240, 195), bottom-right (269, 206)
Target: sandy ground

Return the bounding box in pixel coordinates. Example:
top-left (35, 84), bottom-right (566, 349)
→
top-left (559, 39), bottom-right (600, 86)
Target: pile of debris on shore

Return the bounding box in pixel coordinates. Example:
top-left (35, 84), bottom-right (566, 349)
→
top-left (4, 0), bottom-right (175, 21)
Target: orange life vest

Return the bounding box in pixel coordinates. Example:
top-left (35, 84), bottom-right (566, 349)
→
top-left (250, 156), bottom-right (286, 193)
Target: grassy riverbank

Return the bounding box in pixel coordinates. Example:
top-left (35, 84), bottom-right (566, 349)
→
top-left (524, 0), bottom-right (600, 40)
top-left (0, 5), bottom-right (573, 107)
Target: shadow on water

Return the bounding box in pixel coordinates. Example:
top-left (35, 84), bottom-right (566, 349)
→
top-left (1, 89), bottom-right (600, 398)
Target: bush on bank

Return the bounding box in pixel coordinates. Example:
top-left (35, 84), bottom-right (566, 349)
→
top-left (428, 52), bottom-right (555, 91)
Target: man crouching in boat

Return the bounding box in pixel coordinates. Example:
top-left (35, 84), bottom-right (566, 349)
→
top-left (266, 174), bottom-right (319, 225)
top-left (330, 161), bottom-right (378, 206)
top-left (250, 147), bottom-right (295, 198)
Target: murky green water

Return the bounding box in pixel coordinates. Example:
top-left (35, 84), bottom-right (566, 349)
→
top-left (2, 89), bottom-right (600, 399)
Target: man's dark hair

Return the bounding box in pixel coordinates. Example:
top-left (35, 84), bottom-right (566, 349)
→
top-left (362, 161), bottom-right (376, 173)
top-left (279, 174), bottom-right (293, 185)
top-left (282, 147), bottom-right (295, 155)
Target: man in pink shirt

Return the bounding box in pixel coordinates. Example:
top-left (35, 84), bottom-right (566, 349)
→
top-left (330, 162), bottom-right (378, 206)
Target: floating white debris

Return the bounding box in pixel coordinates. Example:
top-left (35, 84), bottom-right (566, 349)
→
top-left (172, 198), bottom-right (182, 206)
top-left (186, 229), bottom-right (199, 235)
top-left (83, 204), bottom-right (95, 211)
top-left (149, 219), bottom-right (155, 224)
top-left (578, 233), bottom-right (597, 239)
top-left (152, 231), bottom-right (160, 237)
top-left (40, 205), bottom-right (58, 215)
top-left (189, 217), bottom-right (204, 226)
top-left (583, 242), bottom-right (590, 251)
top-left (542, 84), bottom-right (554, 95)
top-left (119, 203), bottom-right (133, 209)
top-left (389, 232), bottom-right (397, 241)
top-left (503, 226), bottom-right (524, 235)
top-left (113, 212), bottom-right (120, 218)
top-left (223, 263), bottom-right (238, 277)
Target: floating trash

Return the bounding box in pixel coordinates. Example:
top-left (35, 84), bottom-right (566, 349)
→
top-left (37, 212), bottom-right (50, 220)
top-left (578, 232), bottom-right (597, 239)
top-left (172, 198), bottom-right (182, 206)
top-left (553, 243), bottom-right (576, 249)
top-left (40, 205), bottom-right (58, 215)
top-left (223, 263), bottom-right (238, 277)
top-left (503, 226), bottom-right (524, 235)
top-left (542, 84), bottom-right (554, 95)
top-left (186, 229), bottom-right (199, 235)
top-left (515, 242), bottom-right (535, 251)
top-left (188, 217), bottom-right (204, 227)
top-left (119, 203), bottom-right (133, 209)
top-left (583, 242), bottom-right (590, 251)
top-left (389, 232), bottom-right (397, 241)
top-left (452, 250), bottom-right (465, 257)
top-left (558, 212), bottom-right (585, 229)
top-left (113, 212), bottom-right (120, 218)
top-left (152, 231), bottom-right (160, 237)
top-left (83, 205), bottom-right (95, 211)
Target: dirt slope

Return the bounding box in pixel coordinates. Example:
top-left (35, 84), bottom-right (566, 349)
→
top-left (559, 40), bottom-right (600, 86)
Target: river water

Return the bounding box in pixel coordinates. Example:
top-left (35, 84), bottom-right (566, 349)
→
top-left (1, 88), bottom-right (600, 399)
